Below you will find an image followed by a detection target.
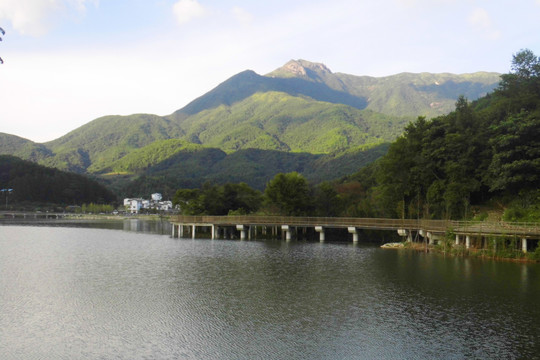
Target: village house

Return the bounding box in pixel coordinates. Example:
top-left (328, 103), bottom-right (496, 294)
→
top-left (123, 194), bottom-right (173, 214)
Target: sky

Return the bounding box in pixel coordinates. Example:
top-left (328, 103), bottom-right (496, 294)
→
top-left (1, 0), bottom-right (540, 143)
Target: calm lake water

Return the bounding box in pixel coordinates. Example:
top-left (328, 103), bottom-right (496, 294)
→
top-left (1, 220), bottom-right (539, 359)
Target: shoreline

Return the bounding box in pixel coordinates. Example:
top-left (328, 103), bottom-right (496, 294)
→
top-left (392, 241), bottom-right (540, 263)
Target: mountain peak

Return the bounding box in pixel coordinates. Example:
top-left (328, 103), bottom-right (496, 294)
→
top-left (283, 59), bottom-right (332, 75)
top-left (267, 59), bottom-right (332, 80)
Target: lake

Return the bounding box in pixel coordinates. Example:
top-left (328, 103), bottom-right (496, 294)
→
top-left (1, 219), bottom-right (539, 359)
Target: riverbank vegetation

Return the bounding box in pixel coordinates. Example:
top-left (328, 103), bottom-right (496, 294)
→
top-left (405, 233), bottom-right (540, 262)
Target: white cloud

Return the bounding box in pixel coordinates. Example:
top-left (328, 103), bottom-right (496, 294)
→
top-left (231, 7), bottom-right (253, 25)
top-left (0, 0), bottom-right (96, 36)
top-left (468, 7), bottom-right (500, 40)
top-left (173, 0), bottom-right (206, 25)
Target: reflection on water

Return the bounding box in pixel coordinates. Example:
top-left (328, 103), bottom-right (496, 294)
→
top-left (0, 224), bottom-right (539, 359)
top-left (0, 217), bottom-right (172, 235)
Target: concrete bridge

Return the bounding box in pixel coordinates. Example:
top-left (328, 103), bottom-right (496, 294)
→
top-left (170, 215), bottom-right (540, 253)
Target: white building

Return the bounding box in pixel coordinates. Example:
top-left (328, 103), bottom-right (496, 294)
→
top-left (124, 198), bottom-right (143, 214)
top-left (158, 201), bottom-right (173, 211)
top-left (123, 194), bottom-right (173, 214)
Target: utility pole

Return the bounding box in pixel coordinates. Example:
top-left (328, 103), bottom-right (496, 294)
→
top-left (1, 188), bottom-right (13, 209)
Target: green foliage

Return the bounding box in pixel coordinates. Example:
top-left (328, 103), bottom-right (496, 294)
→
top-left (106, 139), bottom-right (205, 173)
top-left (488, 109), bottom-right (540, 192)
top-left (336, 70), bottom-right (500, 118)
top-left (313, 182), bottom-right (343, 216)
top-left (0, 155), bottom-right (116, 207)
top-left (336, 49), bottom-right (540, 220)
top-left (502, 190), bottom-right (540, 222)
top-left (45, 114), bottom-right (184, 173)
top-left (527, 246), bottom-right (540, 261)
top-left (173, 188), bottom-right (205, 215)
top-left (264, 172), bottom-right (312, 216)
top-left (172, 182), bottom-right (262, 215)
top-left (176, 91), bottom-right (407, 155)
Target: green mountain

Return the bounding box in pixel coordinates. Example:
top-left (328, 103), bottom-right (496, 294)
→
top-left (43, 114), bottom-right (184, 173)
top-left (267, 60), bottom-right (500, 118)
top-left (0, 60), bottom-right (501, 196)
top-left (0, 133), bottom-right (53, 162)
top-left (173, 91), bottom-right (406, 154)
top-left (0, 154), bottom-right (116, 206)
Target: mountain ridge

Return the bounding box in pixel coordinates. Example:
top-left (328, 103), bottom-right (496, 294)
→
top-left (0, 59), bottom-right (502, 196)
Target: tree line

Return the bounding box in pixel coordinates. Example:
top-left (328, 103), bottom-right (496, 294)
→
top-left (172, 172), bottom-right (344, 217)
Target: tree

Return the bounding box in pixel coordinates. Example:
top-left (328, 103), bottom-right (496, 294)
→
top-left (487, 49), bottom-right (540, 194)
top-left (511, 49), bottom-right (540, 79)
top-left (496, 49), bottom-right (540, 115)
top-left (223, 183), bottom-right (262, 215)
top-left (0, 26), bottom-right (4, 64)
top-left (173, 182), bottom-right (262, 215)
top-left (173, 189), bottom-right (204, 215)
top-left (488, 110), bottom-right (540, 193)
top-left (313, 182), bottom-right (342, 216)
top-left (264, 172), bottom-right (312, 216)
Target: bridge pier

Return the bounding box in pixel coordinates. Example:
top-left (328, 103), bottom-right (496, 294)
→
top-left (315, 226), bottom-right (325, 242)
top-left (427, 232), bottom-right (442, 245)
top-left (168, 217), bottom-right (540, 250)
top-left (348, 227), bottom-right (359, 243)
top-left (237, 225), bottom-right (248, 240)
top-left (397, 229), bottom-right (412, 242)
top-left (282, 225), bottom-right (293, 241)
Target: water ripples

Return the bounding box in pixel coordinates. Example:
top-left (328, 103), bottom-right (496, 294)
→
top-left (0, 225), bottom-right (539, 359)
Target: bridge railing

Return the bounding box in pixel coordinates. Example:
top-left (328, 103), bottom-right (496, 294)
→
top-left (451, 220), bottom-right (540, 236)
top-left (170, 215), bottom-right (453, 230)
top-left (170, 215), bottom-right (540, 236)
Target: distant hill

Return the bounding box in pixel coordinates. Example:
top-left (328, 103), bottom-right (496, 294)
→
top-left (0, 59), bottom-right (501, 196)
top-left (172, 91), bottom-right (405, 154)
top-left (43, 114), bottom-right (184, 173)
top-left (0, 155), bottom-right (116, 206)
top-left (101, 141), bottom-right (390, 197)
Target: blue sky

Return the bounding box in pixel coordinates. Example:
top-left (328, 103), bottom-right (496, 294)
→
top-left (1, 0), bottom-right (540, 142)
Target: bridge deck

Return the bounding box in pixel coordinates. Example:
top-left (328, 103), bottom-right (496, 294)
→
top-left (170, 215), bottom-right (540, 238)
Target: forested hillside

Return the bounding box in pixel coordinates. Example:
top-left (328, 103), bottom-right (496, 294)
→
top-left (0, 155), bottom-right (116, 207)
top-left (339, 49), bottom-right (540, 221)
top-left (171, 91), bottom-right (404, 154)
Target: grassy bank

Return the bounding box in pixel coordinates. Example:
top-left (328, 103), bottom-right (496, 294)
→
top-left (402, 239), bottom-right (540, 262)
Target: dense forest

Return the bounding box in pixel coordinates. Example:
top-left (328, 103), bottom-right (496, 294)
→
top-left (0, 155), bottom-right (116, 209)
top-left (340, 49), bottom-right (540, 221)
top-left (173, 50), bottom-right (540, 222)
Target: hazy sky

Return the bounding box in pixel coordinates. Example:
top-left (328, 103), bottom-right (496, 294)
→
top-left (1, 0), bottom-right (539, 142)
